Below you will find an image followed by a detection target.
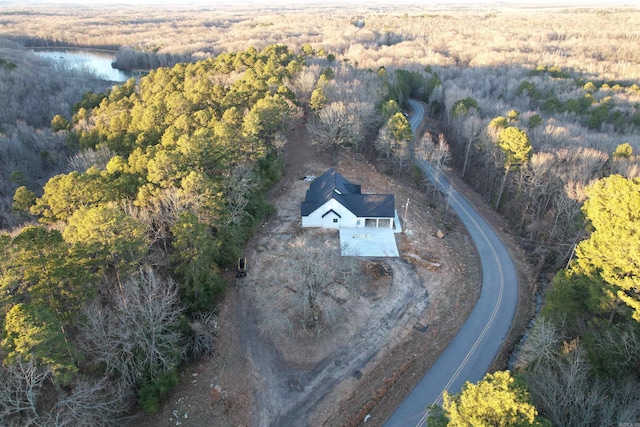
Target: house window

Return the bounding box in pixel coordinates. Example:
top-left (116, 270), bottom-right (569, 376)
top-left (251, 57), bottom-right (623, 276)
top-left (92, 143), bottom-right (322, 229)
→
top-left (333, 218), bottom-right (338, 223)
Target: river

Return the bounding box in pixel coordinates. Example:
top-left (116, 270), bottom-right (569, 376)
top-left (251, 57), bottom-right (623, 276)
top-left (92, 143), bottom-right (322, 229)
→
top-left (33, 48), bottom-right (135, 82)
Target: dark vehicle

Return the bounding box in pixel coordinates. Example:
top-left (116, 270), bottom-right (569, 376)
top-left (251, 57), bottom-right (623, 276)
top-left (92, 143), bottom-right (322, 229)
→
top-left (236, 257), bottom-right (247, 278)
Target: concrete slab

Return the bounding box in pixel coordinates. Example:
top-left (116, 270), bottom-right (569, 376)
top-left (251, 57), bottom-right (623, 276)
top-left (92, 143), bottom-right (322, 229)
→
top-left (339, 227), bottom-right (399, 257)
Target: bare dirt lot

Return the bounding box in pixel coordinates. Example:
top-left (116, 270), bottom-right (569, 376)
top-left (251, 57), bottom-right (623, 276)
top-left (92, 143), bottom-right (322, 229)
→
top-left (137, 121), bottom-right (492, 427)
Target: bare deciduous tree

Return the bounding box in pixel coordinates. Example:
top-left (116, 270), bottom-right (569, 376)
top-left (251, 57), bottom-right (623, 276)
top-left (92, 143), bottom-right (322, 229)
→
top-left (592, 323), bottom-right (640, 374)
top-left (49, 373), bottom-right (131, 427)
top-left (271, 131), bottom-right (288, 158)
top-left (514, 152), bottom-right (561, 241)
top-left (223, 165), bottom-right (258, 227)
top-left (513, 317), bottom-right (562, 370)
top-left (419, 132), bottom-right (450, 178)
top-left (307, 101), bottom-right (362, 161)
top-left (67, 146), bottom-right (116, 173)
top-left (545, 180), bottom-right (584, 245)
top-left (374, 125), bottom-right (395, 161)
top-left (516, 318), bottom-right (640, 426)
top-left (0, 358), bottom-right (130, 426)
top-left (82, 267), bottom-right (182, 389)
top-left (184, 310), bottom-right (218, 360)
top-left (293, 245), bottom-right (352, 327)
top-left (0, 358), bottom-right (50, 425)
top-left (263, 238), bottom-right (360, 334)
top-left (132, 186), bottom-right (189, 233)
top-left (459, 115), bottom-right (482, 177)
top-left (289, 64), bottom-right (320, 105)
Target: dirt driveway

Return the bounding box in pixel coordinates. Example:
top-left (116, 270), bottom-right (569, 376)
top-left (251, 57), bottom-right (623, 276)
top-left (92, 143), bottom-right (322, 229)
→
top-left (138, 121), bottom-right (482, 427)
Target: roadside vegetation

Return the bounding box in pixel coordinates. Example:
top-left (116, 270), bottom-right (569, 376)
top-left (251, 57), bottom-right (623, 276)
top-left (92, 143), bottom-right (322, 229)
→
top-left (0, 2), bottom-right (639, 425)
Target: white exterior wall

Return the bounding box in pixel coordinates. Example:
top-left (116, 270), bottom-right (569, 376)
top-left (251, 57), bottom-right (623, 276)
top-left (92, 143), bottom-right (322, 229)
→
top-left (301, 199), bottom-right (358, 228)
top-left (302, 201), bottom-right (395, 230)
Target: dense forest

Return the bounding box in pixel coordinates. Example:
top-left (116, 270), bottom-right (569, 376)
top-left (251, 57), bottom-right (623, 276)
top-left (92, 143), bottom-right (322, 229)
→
top-left (1, 3), bottom-right (639, 426)
top-left (0, 42), bottom-right (306, 424)
top-left (0, 39), bottom-right (425, 424)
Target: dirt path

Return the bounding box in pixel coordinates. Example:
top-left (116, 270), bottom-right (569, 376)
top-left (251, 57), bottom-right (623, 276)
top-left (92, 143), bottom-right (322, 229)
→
top-left (136, 119), bottom-right (483, 427)
top-left (255, 257), bottom-right (429, 426)
top-left (232, 121), bottom-right (480, 426)
top-left (237, 123), bottom-right (433, 425)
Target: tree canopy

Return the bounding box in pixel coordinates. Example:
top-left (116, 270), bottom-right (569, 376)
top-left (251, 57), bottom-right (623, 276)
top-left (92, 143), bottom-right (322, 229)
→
top-left (532, 174), bottom-right (640, 424)
top-left (575, 174), bottom-right (640, 321)
top-left (498, 126), bottom-right (532, 169)
top-left (1, 44), bottom-right (302, 420)
top-left (432, 371), bottom-right (540, 427)
top-left (387, 111), bottom-right (413, 142)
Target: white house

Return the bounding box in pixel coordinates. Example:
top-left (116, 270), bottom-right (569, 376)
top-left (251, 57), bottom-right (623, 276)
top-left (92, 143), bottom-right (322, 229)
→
top-left (301, 168), bottom-right (397, 230)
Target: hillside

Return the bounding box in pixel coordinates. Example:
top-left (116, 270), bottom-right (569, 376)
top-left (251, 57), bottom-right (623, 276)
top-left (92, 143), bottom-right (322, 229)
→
top-left (1, 3), bottom-right (639, 425)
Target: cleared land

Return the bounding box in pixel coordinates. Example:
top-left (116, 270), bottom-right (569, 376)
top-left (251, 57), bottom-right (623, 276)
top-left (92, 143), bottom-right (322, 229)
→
top-left (3, 3), bottom-right (634, 425)
top-left (135, 113), bottom-right (495, 426)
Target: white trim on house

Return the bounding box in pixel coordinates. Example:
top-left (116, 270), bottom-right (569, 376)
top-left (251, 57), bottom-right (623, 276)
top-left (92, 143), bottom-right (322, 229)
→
top-left (301, 198), bottom-right (357, 228)
top-left (301, 168), bottom-right (397, 231)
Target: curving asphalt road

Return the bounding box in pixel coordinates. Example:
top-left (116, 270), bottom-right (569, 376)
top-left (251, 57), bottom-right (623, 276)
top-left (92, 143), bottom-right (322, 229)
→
top-left (383, 100), bottom-right (519, 426)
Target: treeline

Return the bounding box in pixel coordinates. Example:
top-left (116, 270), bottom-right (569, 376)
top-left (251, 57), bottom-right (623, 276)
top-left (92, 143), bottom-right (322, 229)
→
top-left (429, 174), bottom-right (640, 426)
top-left (1, 34), bottom-right (189, 73)
top-left (427, 49), bottom-right (640, 427)
top-left (0, 44), bottom-right (303, 424)
top-left (0, 40), bottom-right (110, 129)
top-left (0, 39), bottom-right (113, 230)
top-left (112, 47), bottom-right (192, 72)
top-left (2, 34), bottom-right (121, 52)
top-left (1, 5), bottom-right (638, 83)
top-left (442, 64), bottom-right (639, 271)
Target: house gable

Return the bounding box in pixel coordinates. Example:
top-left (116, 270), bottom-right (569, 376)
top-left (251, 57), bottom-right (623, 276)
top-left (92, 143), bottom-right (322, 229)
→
top-left (301, 168), bottom-right (354, 216)
top-left (301, 168), bottom-right (397, 229)
top-left (301, 198), bottom-right (356, 228)
top-left (321, 209), bottom-right (342, 218)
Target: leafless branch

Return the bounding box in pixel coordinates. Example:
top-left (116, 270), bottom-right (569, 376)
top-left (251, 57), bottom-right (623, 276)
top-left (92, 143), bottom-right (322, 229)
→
top-left (0, 358), bottom-right (50, 424)
top-left (82, 267), bottom-right (182, 388)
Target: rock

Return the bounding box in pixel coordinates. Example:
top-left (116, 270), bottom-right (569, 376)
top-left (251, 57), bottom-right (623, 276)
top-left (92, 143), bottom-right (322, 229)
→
top-left (436, 229), bottom-right (445, 239)
top-left (210, 385), bottom-right (222, 403)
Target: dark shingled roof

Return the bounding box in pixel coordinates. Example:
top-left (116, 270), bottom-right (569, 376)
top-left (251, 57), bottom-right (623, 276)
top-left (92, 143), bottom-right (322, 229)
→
top-left (301, 168), bottom-right (395, 218)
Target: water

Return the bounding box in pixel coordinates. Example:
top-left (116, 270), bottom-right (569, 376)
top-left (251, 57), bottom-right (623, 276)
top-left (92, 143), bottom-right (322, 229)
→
top-left (33, 49), bottom-right (134, 82)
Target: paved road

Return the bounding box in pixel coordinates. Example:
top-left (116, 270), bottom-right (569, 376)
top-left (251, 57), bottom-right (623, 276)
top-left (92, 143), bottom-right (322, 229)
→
top-left (384, 100), bottom-right (519, 426)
